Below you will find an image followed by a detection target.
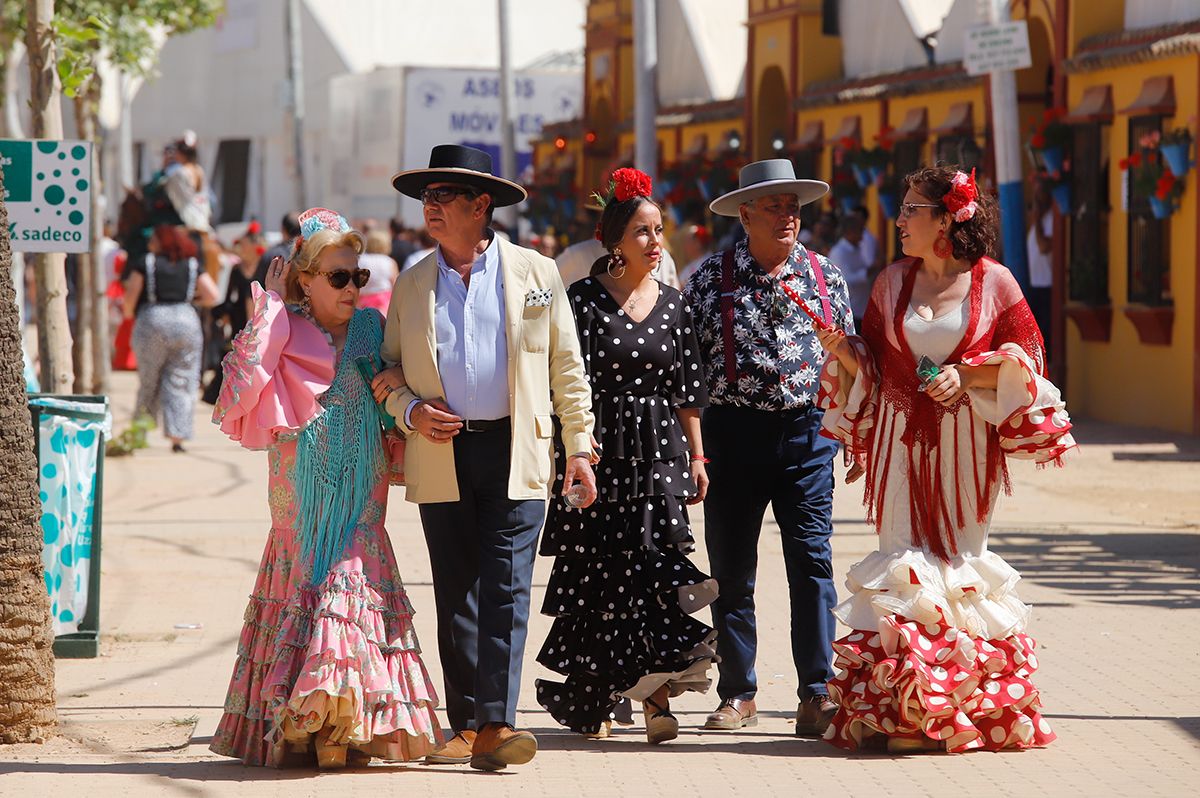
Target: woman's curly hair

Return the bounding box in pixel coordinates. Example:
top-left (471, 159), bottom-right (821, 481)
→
top-left (904, 165), bottom-right (998, 262)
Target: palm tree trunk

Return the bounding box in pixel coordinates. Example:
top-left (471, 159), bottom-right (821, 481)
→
top-left (25, 0), bottom-right (74, 394)
top-left (0, 159), bottom-right (58, 744)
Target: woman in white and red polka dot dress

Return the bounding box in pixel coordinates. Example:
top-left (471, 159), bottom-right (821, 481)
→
top-left (815, 166), bottom-right (1076, 753)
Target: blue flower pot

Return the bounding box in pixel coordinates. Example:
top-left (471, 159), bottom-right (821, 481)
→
top-left (1050, 183), bottom-right (1071, 215)
top-left (1161, 142), bottom-right (1191, 176)
top-left (1149, 195), bottom-right (1172, 219)
top-left (839, 195), bottom-right (859, 214)
top-left (877, 190), bottom-right (899, 219)
top-left (868, 165), bottom-right (884, 184)
top-left (1039, 145), bottom-right (1065, 175)
top-left (851, 164), bottom-right (871, 189)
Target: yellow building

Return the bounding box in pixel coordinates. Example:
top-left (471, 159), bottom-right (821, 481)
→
top-left (1061, 11), bottom-right (1200, 434)
top-left (532, 0), bottom-right (1200, 433)
top-left (527, 0), bottom-right (747, 236)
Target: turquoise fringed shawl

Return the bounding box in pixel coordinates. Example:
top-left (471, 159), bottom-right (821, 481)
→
top-left (293, 309), bottom-right (386, 586)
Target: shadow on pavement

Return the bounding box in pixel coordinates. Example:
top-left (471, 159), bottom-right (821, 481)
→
top-left (1045, 714), bottom-right (1200, 742)
top-left (991, 530), bottom-right (1200, 609)
top-left (1067, 418), bottom-right (1200, 448)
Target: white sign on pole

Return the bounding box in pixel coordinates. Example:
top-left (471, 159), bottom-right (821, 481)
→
top-left (0, 139), bottom-right (94, 253)
top-left (400, 68), bottom-right (581, 226)
top-left (964, 21), bottom-right (1033, 76)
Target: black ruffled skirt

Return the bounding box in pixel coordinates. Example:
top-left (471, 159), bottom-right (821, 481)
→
top-left (535, 395), bottom-right (717, 735)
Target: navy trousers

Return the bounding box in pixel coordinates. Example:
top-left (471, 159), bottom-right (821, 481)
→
top-left (702, 404), bottom-right (838, 701)
top-left (418, 426), bottom-right (546, 731)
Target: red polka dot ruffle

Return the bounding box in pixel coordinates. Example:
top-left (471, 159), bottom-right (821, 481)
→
top-left (825, 614), bottom-right (1057, 752)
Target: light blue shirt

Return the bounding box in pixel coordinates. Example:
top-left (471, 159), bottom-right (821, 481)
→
top-left (427, 233), bottom-right (510, 421)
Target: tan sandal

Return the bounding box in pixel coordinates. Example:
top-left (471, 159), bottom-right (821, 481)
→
top-left (315, 728), bottom-right (348, 769)
top-left (887, 736), bottom-right (942, 754)
top-left (585, 719), bottom-right (613, 739)
top-left (643, 697), bottom-right (679, 745)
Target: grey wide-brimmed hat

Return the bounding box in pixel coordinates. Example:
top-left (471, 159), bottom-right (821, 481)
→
top-left (391, 144), bottom-right (528, 207)
top-left (709, 159), bottom-right (829, 217)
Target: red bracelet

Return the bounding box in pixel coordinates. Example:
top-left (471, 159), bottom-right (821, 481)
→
top-left (690, 455), bottom-right (711, 464)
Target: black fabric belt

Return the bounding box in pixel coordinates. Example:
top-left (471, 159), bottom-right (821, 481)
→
top-left (462, 417), bottom-right (510, 433)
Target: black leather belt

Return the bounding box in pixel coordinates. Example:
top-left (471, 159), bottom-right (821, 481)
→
top-left (462, 417), bottom-right (510, 433)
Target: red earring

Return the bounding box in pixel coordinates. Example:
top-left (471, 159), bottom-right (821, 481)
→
top-left (933, 229), bottom-right (953, 259)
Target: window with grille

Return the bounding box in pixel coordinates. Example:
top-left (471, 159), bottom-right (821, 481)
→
top-left (935, 134), bottom-right (982, 171)
top-left (1126, 115), bottom-right (1171, 305)
top-left (792, 148), bottom-right (820, 229)
top-left (1068, 122), bottom-right (1110, 304)
top-left (211, 138), bottom-right (251, 224)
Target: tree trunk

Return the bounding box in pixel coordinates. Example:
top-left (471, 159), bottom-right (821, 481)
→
top-left (83, 78), bottom-right (109, 394)
top-left (72, 91), bottom-right (94, 394)
top-left (0, 162), bottom-right (58, 745)
top-left (0, 33), bottom-right (10, 140)
top-left (25, 0), bottom-right (73, 394)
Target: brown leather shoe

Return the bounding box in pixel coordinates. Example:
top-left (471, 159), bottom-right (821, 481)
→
top-left (703, 698), bottom-right (758, 730)
top-left (425, 729), bottom-right (477, 765)
top-left (469, 723), bottom-right (538, 771)
top-left (794, 695), bottom-right (837, 738)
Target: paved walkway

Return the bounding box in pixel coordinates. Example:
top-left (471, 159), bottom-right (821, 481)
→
top-left (1, 371), bottom-right (1197, 796)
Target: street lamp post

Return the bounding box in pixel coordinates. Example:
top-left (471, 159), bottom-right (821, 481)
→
top-left (984, 0), bottom-right (1029, 289)
top-left (633, 0), bottom-right (658, 185)
top-left (497, 0), bottom-right (519, 232)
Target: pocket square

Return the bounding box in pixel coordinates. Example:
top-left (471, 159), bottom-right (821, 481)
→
top-left (525, 288), bottom-right (553, 307)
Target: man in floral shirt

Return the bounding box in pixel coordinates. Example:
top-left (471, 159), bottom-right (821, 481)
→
top-left (684, 159), bottom-right (855, 739)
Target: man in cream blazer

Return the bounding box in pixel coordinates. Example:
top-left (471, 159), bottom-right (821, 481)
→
top-left (380, 145), bottom-right (596, 772)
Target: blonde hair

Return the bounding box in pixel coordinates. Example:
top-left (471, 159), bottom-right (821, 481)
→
top-left (366, 230), bottom-right (391, 255)
top-left (284, 228), bottom-right (365, 303)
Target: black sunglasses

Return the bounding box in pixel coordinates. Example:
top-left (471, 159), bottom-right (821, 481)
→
top-left (320, 268), bottom-right (371, 289)
top-left (420, 186), bottom-right (479, 205)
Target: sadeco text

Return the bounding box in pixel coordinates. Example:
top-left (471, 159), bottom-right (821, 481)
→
top-left (9, 223), bottom-right (84, 242)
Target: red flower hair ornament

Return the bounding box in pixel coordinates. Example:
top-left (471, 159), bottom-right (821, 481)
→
top-left (611, 167), bottom-right (653, 202)
top-left (943, 168), bottom-right (979, 223)
top-left (592, 168), bottom-right (654, 240)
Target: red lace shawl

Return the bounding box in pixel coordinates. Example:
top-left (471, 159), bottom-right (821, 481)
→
top-left (828, 257), bottom-right (1071, 561)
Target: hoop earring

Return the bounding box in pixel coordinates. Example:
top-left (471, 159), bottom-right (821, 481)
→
top-left (607, 248), bottom-right (626, 279)
top-left (933, 228), bottom-right (953, 259)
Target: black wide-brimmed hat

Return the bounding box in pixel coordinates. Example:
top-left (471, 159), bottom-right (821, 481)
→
top-left (391, 144), bottom-right (528, 207)
top-left (709, 158), bottom-right (828, 217)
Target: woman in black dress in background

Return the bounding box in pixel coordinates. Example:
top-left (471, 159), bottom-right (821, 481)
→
top-left (536, 169), bottom-right (717, 744)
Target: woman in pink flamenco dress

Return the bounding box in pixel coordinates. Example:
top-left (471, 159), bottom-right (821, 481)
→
top-left (814, 168), bottom-right (1075, 753)
top-left (209, 208), bottom-right (441, 768)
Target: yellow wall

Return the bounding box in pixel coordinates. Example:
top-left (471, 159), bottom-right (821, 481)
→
top-left (676, 119), bottom-right (745, 158)
top-left (1065, 55), bottom-right (1198, 433)
top-left (657, 128), bottom-right (678, 164)
top-left (1065, 0), bottom-right (1124, 59)
top-left (797, 12), bottom-right (842, 88)
top-left (753, 18), bottom-right (792, 86)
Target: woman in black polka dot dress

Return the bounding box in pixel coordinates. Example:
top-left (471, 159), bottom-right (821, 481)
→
top-left (536, 169), bottom-right (718, 743)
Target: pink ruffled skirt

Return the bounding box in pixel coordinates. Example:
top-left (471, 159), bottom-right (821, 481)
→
top-left (210, 524), bottom-right (443, 766)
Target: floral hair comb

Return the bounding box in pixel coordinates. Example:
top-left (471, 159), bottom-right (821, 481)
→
top-left (297, 207), bottom-right (352, 240)
top-left (943, 169), bottom-right (978, 222)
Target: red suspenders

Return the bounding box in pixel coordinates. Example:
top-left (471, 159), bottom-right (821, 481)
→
top-left (718, 248), bottom-right (832, 385)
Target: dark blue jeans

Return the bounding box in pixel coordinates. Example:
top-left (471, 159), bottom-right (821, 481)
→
top-left (702, 404), bottom-right (838, 701)
top-left (418, 426), bottom-right (546, 731)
